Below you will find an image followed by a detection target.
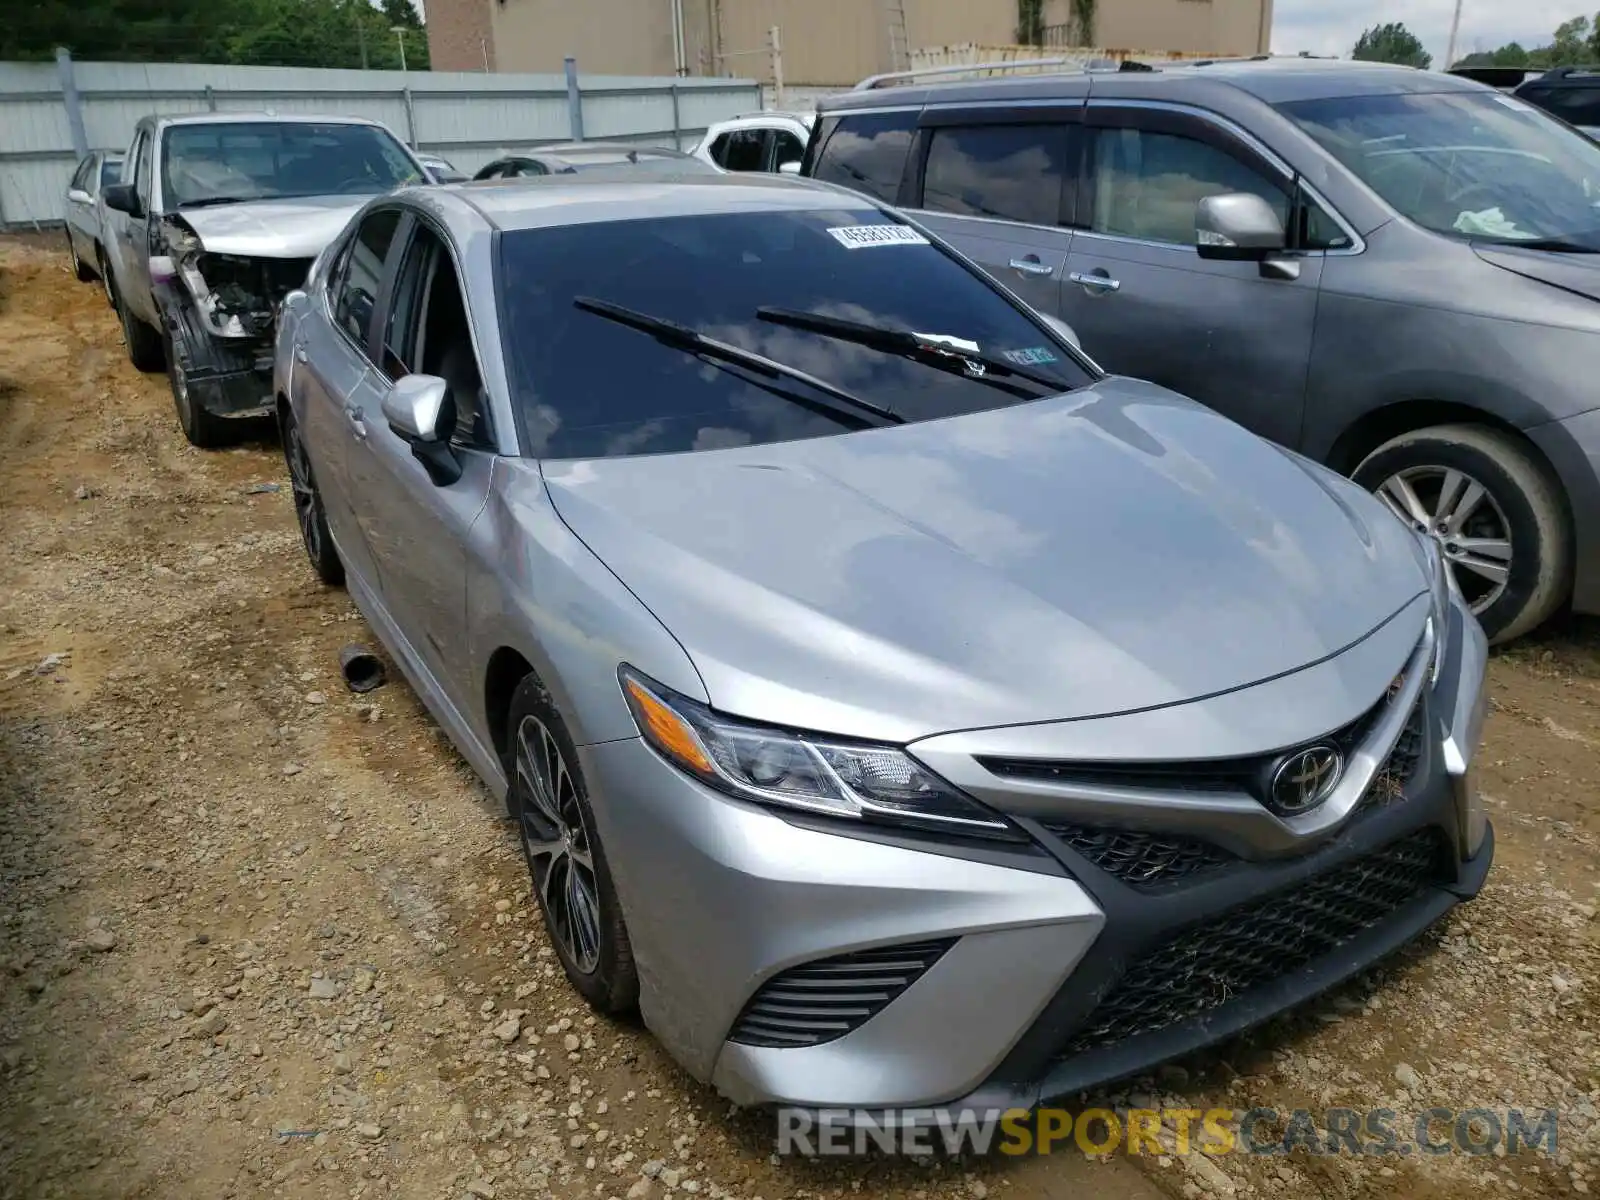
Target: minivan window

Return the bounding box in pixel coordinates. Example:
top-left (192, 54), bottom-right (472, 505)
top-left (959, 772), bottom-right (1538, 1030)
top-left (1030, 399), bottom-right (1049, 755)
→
top-left (812, 111), bottom-right (916, 203)
top-left (497, 209), bottom-right (1093, 460)
top-left (921, 124), bottom-right (1070, 227)
top-left (1088, 127), bottom-right (1290, 245)
top-left (1279, 91), bottom-right (1600, 247)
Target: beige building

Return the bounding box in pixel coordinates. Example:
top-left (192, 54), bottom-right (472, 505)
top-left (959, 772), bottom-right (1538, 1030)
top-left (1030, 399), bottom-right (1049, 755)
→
top-left (427, 0), bottom-right (1274, 85)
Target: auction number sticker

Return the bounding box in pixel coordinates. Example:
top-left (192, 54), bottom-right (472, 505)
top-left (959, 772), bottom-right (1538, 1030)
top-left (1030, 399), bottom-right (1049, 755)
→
top-left (826, 224), bottom-right (931, 249)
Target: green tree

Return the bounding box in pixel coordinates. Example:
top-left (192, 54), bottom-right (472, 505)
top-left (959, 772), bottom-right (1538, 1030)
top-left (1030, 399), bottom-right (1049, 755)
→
top-left (1352, 22), bottom-right (1433, 69)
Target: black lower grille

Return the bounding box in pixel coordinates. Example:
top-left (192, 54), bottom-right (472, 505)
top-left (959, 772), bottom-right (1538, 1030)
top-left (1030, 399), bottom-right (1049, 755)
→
top-left (1058, 830), bottom-right (1446, 1057)
top-left (729, 939), bottom-right (955, 1048)
top-left (1043, 823), bottom-right (1234, 888)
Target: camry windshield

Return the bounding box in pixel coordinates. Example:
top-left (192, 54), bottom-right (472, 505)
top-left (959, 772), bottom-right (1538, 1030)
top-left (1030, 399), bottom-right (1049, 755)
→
top-left (161, 122), bottom-right (422, 208)
top-left (1279, 91), bottom-right (1600, 247)
top-left (496, 209), bottom-right (1094, 460)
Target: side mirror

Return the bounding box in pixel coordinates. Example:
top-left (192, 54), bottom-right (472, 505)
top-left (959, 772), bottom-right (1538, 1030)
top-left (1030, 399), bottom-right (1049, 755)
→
top-left (1040, 313), bottom-right (1082, 351)
top-left (777, 160), bottom-right (802, 175)
top-left (67, 187), bottom-right (92, 205)
top-left (1195, 193), bottom-right (1287, 261)
top-left (102, 182), bottom-right (141, 218)
top-left (382, 374), bottom-right (449, 444)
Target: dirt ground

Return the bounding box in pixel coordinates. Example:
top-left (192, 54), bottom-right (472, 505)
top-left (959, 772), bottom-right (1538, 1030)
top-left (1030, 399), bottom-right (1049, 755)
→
top-left (0, 233), bottom-right (1595, 1200)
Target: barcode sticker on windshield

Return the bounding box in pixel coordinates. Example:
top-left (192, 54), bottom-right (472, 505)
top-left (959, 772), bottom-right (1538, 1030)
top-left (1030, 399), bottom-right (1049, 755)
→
top-left (826, 224), bottom-right (930, 249)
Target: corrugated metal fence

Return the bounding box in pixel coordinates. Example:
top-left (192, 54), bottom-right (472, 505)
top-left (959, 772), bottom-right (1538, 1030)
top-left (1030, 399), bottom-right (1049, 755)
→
top-left (0, 56), bottom-right (762, 228)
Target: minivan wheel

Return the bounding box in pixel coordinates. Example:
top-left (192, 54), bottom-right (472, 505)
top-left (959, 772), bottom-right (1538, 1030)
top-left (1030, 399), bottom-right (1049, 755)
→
top-left (506, 677), bottom-right (637, 1014)
top-left (1353, 424), bottom-right (1571, 644)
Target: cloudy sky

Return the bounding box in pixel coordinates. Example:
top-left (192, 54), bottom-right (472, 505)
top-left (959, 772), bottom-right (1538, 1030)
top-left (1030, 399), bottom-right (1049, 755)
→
top-left (1271, 0), bottom-right (1587, 66)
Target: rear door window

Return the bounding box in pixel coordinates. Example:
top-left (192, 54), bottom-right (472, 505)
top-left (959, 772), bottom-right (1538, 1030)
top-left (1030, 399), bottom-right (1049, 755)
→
top-left (811, 110), bottom-right (917, 202)
top-left (920, 124), bottom-right (1072, 226)
top-left (332, 209), bottom-right (401, 352)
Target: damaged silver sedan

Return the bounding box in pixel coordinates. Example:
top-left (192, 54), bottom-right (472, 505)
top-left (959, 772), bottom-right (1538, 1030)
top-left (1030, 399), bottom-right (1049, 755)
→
top-left (102, 113), bottom-right (426, 447)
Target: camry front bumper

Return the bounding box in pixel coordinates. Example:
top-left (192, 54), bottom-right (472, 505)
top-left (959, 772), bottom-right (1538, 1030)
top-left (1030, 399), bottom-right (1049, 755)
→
top-left (578, 596), bottom-right (1491, 1114)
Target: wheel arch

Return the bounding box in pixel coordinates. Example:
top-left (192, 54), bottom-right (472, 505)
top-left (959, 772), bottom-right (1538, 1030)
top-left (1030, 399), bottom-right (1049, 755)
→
top-left (484, 645), bottom-right (538, 766)
top-left (1325, 399), bottom-right (1568, 515)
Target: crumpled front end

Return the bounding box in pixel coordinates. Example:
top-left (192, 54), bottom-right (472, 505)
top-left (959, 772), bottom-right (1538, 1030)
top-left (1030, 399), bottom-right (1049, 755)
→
top-left (153, 215), bottom-right (316, 419)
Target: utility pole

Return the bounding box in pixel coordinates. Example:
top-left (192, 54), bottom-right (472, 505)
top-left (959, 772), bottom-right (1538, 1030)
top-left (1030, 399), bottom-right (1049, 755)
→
top-left (1445, 0), bottom-right (1463, 70)
top-left (357, 20), bottom-right (369, 70)
top-left (770, 26), bottom-right (784, 110)
top-left (393, 26), bottom-right (409, 73)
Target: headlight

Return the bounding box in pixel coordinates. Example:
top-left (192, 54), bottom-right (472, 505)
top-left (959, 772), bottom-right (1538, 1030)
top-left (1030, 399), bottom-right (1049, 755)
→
top-left (619, 667), bottom-right (1019, 840)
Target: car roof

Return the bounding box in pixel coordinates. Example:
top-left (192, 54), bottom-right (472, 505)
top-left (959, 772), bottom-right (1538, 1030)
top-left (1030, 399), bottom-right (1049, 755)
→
top-left (437, 173), bottom-right (878, 233)
top-left (818, 57), bottom-right (1489, 112)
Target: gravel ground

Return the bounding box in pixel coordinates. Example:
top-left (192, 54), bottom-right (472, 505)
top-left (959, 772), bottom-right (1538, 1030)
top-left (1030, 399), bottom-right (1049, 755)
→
top-left (0, 235), bottom-right (1595, 1200)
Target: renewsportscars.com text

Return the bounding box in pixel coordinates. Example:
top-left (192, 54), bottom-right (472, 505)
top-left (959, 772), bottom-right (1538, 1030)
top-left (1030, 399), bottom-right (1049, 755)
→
top-left (776, 1106), bottom-right (1560, 1158)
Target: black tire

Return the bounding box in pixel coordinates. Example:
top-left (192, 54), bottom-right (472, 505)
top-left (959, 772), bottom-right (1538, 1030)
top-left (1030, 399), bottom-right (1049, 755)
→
top-left (68, 231), bottom-right (94, 282)
top-left (167, 327), bottom-right (235, 449)
top-left (504, 675), bottom-right (638, 1015)
top-left (96, 248), bottom-right (115, 308)
top-left (110, 272), bottom-right (165, 373)
top-left (1353, 424), bottom-right (1571, 644)
top-left (279, 407), bottom-right (345, 587)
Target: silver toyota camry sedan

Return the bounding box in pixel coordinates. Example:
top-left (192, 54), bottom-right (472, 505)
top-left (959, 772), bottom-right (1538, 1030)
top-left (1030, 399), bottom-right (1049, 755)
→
top-left (274, 172), bottom-right (1492, 1117)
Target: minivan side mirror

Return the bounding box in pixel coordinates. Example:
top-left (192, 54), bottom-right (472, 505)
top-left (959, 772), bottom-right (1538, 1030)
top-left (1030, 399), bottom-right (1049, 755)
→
top-left (1195, 193), bottom-right (1287, 261)
top-left (777, 160), bottom-right (802, 175)
top-left (102, 182), bottom-right (141, 218)
top-left (67, 187), bottom-right (92, 205)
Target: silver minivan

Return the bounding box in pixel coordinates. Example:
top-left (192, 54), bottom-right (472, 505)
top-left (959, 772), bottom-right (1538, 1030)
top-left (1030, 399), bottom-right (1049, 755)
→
top-left (806, 57), bottom-right (1600, 644)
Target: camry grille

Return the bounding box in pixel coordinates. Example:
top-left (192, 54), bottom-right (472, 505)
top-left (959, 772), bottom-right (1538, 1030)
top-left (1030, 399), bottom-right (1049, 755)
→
top-left (728, 939), bottom-right (955, 1048)
top-left (1042, 823), bottom-right (1234, 888)
top-left (1057, 829), bottom-right (1446, 1057)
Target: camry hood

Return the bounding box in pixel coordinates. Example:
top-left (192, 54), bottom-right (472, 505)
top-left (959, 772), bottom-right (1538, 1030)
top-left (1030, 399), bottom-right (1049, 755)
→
top-left (173, 194), bottom-right (372, 258)
top-left (542, 378), bottom-right (1427, 743)
top-left (1474, 242), bottom-right (1600, 303)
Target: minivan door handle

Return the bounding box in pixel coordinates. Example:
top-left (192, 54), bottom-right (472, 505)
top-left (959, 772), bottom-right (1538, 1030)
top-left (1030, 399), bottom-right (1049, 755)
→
top-left (1069, 270), bottom-right (1122, 293)
top-left (345, 405), bottom-right (367, 440)
top-left (1009, 257), bottom-right (1055, 277)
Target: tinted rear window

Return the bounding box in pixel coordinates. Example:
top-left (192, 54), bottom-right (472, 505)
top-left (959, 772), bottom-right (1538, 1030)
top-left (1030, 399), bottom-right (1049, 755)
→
top-left (920, 124), bottom-right (1071, 226)
top-left (496, 209), bottom-right (1093, 461)
top-left (811, 111), bottom-right (916, 202)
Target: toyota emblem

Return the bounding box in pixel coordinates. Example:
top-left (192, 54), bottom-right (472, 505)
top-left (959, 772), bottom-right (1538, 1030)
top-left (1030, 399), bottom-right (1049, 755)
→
top-left (1269, 745), bottom-right (1343, 815)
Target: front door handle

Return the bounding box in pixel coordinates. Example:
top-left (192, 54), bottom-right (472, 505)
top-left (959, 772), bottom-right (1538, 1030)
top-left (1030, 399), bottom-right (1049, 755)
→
top-left (345, 405), bottom-right (367, 440)
top-left (1069, 270), bottom-right (1121, 293)
top-left (1009, 257), bottom-right (1055, 277)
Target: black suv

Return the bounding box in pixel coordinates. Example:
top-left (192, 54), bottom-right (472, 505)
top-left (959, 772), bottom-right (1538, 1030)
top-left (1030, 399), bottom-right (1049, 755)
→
top-left (1514, 66), bottom-right (1600, 136)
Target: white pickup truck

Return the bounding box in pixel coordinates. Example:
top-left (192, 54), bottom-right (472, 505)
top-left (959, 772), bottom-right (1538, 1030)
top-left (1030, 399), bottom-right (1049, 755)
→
top-left (102, 112), bottom-right (427, 447)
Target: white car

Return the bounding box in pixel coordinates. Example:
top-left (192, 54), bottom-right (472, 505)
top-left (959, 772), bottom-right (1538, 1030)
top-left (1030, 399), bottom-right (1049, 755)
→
top-left (690, 112), bottom-right (815, 174)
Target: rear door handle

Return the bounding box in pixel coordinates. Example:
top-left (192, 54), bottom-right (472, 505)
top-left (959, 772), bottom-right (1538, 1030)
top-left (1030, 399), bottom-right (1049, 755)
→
top-left (1069, 270), bottom-right (1121, 293)
top-left (295, 345), bottom-right (308, 363)
top-left (345, 405), bottom-right (367, 440)
top-left (1009, 257), bottom-right (1055, 277)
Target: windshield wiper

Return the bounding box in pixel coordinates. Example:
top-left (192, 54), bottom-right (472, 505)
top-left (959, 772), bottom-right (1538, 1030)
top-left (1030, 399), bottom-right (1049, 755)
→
top-left (176, 195), bottom-right (271, 209)
top-left (756, 307), bottom-right (1069, 395)
top-left (572, 297), bottom-right (903, 427)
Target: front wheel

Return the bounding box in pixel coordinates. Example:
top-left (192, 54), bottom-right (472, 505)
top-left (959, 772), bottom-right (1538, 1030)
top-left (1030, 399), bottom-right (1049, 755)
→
top-left (280, 407), bottom-right (345, 586)
top-left (506, 676), bottom-right (637, 1014)
top-left (1354, 424), bottom-right (1572, 644)
top-left (111, 273), bottom-right (165, 372)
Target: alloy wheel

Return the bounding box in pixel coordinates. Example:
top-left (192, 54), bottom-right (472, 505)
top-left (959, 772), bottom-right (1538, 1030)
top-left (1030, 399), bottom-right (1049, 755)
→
top-left (514, 714), bottom-right (602, 974)
top-left (1376, 465), bottom-right (1513, 614)
top-left (285, 424), bottom-right (324, 565)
